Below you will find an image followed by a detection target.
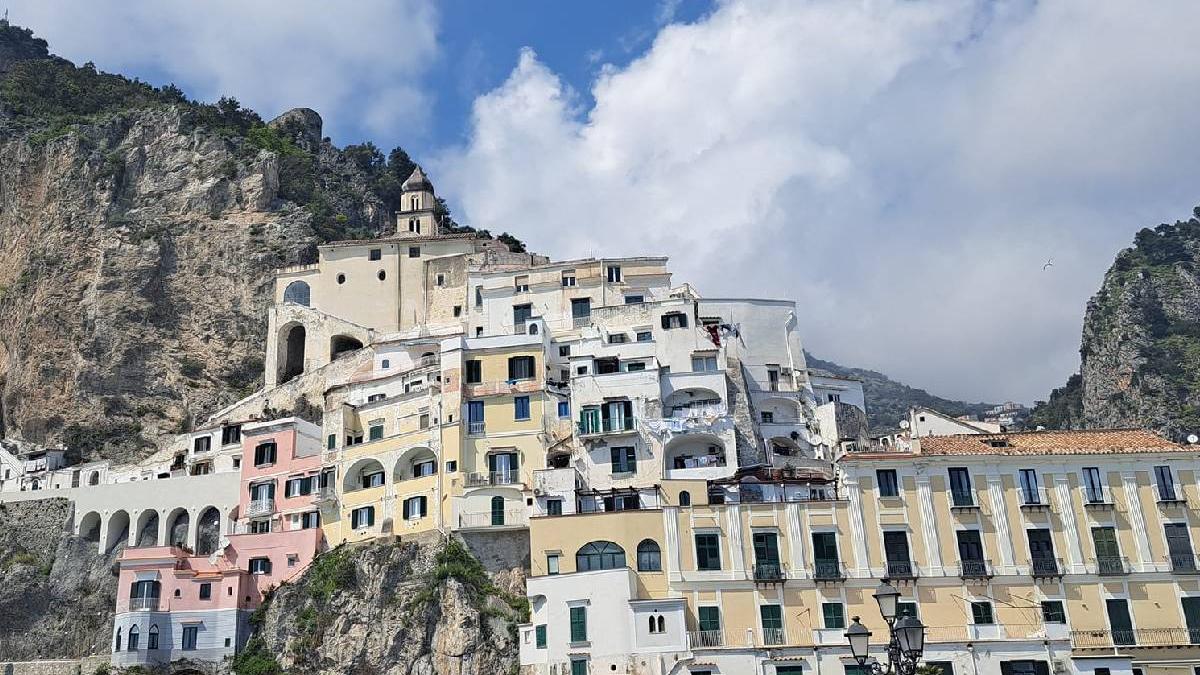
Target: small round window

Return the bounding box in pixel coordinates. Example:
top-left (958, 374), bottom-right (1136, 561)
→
top-left (377, 270), bottom-right (386, 281)
top-left (336, 273), bottom-right (346, 285)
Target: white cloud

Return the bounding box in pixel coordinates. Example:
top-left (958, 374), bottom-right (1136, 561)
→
top-left (436, 0), bottom-right (1200, 403)
top-left (6, 0), bottom-right (439, 141)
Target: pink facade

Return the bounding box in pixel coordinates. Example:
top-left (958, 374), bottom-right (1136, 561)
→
top-left (116, 546), bottom-right (247, 614)
top-left (238, 417), bottom-right (325, 525)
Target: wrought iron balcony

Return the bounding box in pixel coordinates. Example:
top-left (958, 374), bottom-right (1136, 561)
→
top-left (1169, 553), bottom-right (1200, 574)
top-left (128, 596), bottom-right (160, 611)
top-left (752, 562), bottom-right (787, 583)
top-left (1019, 487), bottom-right (1052, 510)
top-left (464, 470), bottom-right (519, 488)
top-left (762, 627), bottom-right (786, 646)
top-left (687, 630), bottom-right (724, 648)
top-left (959, 559), bottom-right (993, 580)
top-left (1030, 557), bottom-right (1063, 579)
top-left (885, 560), bottom-right (918, 580)
top-left (950, 492), bottom-right (979, 510)
top-left (1083, 489), bottom-right (1114, 509)
top-left (1071, 627), bottom-right (1200, 648)
top-left (1093, 556), bottom-right (1130, 576)
top-left (813, 560), bottom-right (846, 582)
top-left (246, 498), bottom-right (275, 517)
top-left (577, 417), bottom-right (637, 437)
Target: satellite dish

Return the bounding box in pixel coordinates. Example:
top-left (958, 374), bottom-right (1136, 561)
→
top-left (898, 420), bottom-right (910, 430)
top-left (1188, 434), bottom-right (1199, 445)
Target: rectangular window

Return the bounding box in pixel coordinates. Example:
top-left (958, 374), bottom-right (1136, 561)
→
top-left (558, 345), bottom-right (571, 357)
top-left (254, 442), bottom-right (277, 467)
top-left (570, 606), bottom-right (588, 642)
top-left (1019, 469), bottom-right (1041, 504)
top-left (514, 396), bottom-right (531, 420)
top-left (327, 434), bottom-right (336, 450)
top-left (182, 626), bottom-right (198, 650)
top-left (877, 469), bottom-right (899, 498)
top-left (508, 355), bottom-right (536, 381)
top-left (1041, 600), bottom-right (1066, 623)
top-left (760, 604), bottom-right (783, 644)
top-left (436, 273), bottom-right (446, 287)
top-left (546, 499), bottom-right (563, 516)
top-left (1080, 466), bottom-right (1103, 503)
top-left (1156, 465), bottom-right (1178, 501)
top-left (624, 361), bottom-right (646, 372)
top-left (897, 602), bottom-right (918, 619)
top-left (535, 624), bottom-right (547, 648)
top-left (249, 519), bottom-right (271, 534)
top-left (608, 333), bottom-right (628, 344)
top-left (662, 312), bottom-right (688, 329)
top-left (558, 400), bottom-right (570, 418)
top-left (465, 360), bottom-right (482, 384)
top-left (822, 602), bottom-right (846, 629)
top-left (547, 553), bottom-right (560, 575)
top-left (971, 601), bottom-right (994, 624)
top-left (625, 294), bottom-right (644, 304)
top-left (696, 533), bottom-right (722, 571)
top-left (351, 506), bottom-right (375, 530)
top-left (361, 471), bottom-right (384, 489)
top-left (1092, 526), bottom-right (1121, 572)
top-left (474, 285), bottom-right (483, 307)
top-left (606, 265), bottom-right (622, 283)
top-left (692, 355), bottom-right (718, 372)
top-left (408, 246), bottom-right (420, 258)
top-left (193, 435), bottom-right (211, 454)
top-left (514, 275), bottom-right (529, 292)
top-left (948, 467), bottom-right (973, 506)
top-left (199, 582), bottom-right (211, 600)
top-left (571, 297), bottom-right (591, 319)
top-left (368, 423), bottom-right (384, 442)
top-left (368, 248), bottom-right (382, 261)
top-left (562, 271), bottom-right (576, 287)
top-left (419, 413), bottom-right (430, 429)
top-left (611, 446), bottom-right (637, 474)
top-left (698, 606), bottom-right (721, 634)
top-left (1166, 522), bottom-right (1195, 570)
top-left (1107, 598), bottom-right (1135, 646)
top-left (301, 511), bottom-right (320, 529)
top-left (467, 401), bottom-right (485, 434)
top-left (636, 330), bottom-right (652, 342)
top-left (761, 411), bottom-right (774, 423)
top-left (249, 557), bottom-right (271, 575)
top-left (571, 660), bottom-right (588, 675)
top-left (884, 531), bottom-right (913, 577)
top-left (403, 496), bottom-right (428, 520)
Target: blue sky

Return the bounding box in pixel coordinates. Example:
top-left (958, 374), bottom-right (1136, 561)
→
top-left (10, 1), bottom-right (1200, 404)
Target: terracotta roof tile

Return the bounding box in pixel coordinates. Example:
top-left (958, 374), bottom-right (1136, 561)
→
top-left (915, 429), bottom-right (1184, 456)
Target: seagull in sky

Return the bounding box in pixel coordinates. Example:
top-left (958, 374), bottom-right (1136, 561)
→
top-left (1042, 258), bottom-right (1054, 271)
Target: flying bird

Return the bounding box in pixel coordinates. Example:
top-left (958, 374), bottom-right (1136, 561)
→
top-left (1042, 258), bottom-right (1054, 271)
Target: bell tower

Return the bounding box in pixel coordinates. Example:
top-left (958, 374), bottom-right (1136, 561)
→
top-left (398, 165), bottom-right (437, 236)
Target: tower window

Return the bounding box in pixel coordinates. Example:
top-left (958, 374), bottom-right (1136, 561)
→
top-left (409, 247), bottom-right (420, 258)
top-left (368, 248), bottom-right (381, 261)
top-left (606, 265), bottom-right (622, 283)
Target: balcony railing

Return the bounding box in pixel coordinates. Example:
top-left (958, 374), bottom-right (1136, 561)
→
top-left (813, 560), bottom-right (846, 581)
top-left (1093, 556), bottom-right (1130, 576)
top-left (1169, 553), bottom-right (1200, 574)
top-left (688, 630), bottom-right (724, 649)
top-left (753, 562), bottom-right (787, 583)
top-left (467, 421), bottom-right (486, 435)
top-left (950, 492), bottom-right (978, 509)
top-left (129, 596), bottom-right (160, 611)
top-left (1030, 557), bottom-right (1063, 578)
top-left (1083, 490), bottom-right (1114, 508)
top-left (960, 559), bottom-right (992, 579)
top-left (458, 509), bottom-right (528, 529)
top-left (885, 560), bottom-right (918, 580)
top-left (762, 627), bottom-right (786, 646)
top-left (1157, 488), bottom-right (1187, 505)
top-left (246, 498), bottom-right (275, 517)
top-left (1019, 487), bottom-right (1052, 510)
top-left (464, 470), bottom-right (520, 487)
top-left (578, 417), bottom-right (637, 436)
top-left (1071, 627), bottom-right (1200, 648)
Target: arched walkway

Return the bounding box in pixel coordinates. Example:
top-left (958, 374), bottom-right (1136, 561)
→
top-left (166, 508), bottom-right (190, 548)
top-left (664, 387), bottom-right (724, 416)
top-left (394, 446), bottom-right (436, 482)
top-left (330, 334), bottom-right (364, 360)
top-left (134, 509), bottom-right (161, 547)
top-left (105, 510), bottom-right (130, 553)
top-left (196, 506), bottom-right (221, 555)
top-left (664, 433), bottom-right (728, 471)
top-left (279, 323), bottom-right (306, 384)
top-left (344, 457), bottom-right (386, 492)
top-left (79, 511), bottom-right (101, 542)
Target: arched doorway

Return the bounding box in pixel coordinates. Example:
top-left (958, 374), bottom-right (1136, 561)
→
top-left (330, 334), bottom-right (364, 360)
top-left (280, 324), bottom-right (306, 384)
top-left (166, 508), bottom-right (190, 547)
top-left (196, 506), bottom-right (221, 555)
top-left (105, 510), bottom-right (130, 553)
top-left (79, 512), bottom-right (101, 542)
top-left (135, 510), bottom-right (160, 547)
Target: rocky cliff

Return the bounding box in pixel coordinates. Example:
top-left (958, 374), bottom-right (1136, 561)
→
top-left (243, 536), bottom-right (525, 675)
top-left (0, 498), bottom-right (120, 660)
top-left (1031, 208), bottom-right (1200, 438)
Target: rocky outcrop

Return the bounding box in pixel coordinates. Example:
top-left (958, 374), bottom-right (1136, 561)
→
top-left (1032, 209), bottom-right (1200, 439)
top-left (247, 536), bottom-right (525, 675)
top-left (0, 499), bottom-right (120, 660)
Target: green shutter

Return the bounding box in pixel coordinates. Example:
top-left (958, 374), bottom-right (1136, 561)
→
top-left (535, 624), bottom-right (546, 648)
top-left (759, 604), bottom-right (783, 630)
top-left (698, 606), bottom-right (721, 632)
top-left (369, 424), bottom-right (383, 441)
top-left (570, 606), bottom-right (587, 642)
top-left (822, 602), bottom-right (845, 629)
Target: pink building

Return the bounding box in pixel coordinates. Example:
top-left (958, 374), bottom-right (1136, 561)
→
top-left (111, 418), bottom-right (327, 667)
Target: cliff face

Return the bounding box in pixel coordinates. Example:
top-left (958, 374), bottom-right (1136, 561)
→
top-left (0, 499), bottom-right (120, 660)
top-left (1032, 209), bottom-right (1200, 438)
top-left (246, 537), bottom-right (525, 675)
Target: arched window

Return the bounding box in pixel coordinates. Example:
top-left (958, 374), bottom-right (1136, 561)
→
top-left (648, 615), bottom-right (657, 632)
top-left (128, 624), bottom-right (139, 650)
top-left (576, 541), bottom-right (625, 571)
top-left (679, 490), bottom-right (691, 506)
top-left (283, 280), bottom-right (311, 306)
top-left (148, 624), bottom-right (160, 650)
top-left (490, 495), bottom-right (505, 526)
top-left (114, 627), bottom-right (122, 651)
top-left (637, 539), bottom-right (662, 571)
top-left (657, 615), bottom-right (666, 633)
top-left (89, 471), bottom-right (100, 486)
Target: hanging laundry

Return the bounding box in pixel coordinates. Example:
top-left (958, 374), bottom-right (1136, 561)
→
top-left (705, 324), bottom-right (721, 346)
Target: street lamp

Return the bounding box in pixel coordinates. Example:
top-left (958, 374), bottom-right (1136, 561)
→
top-left (844, 582), bottom-right (926, 674)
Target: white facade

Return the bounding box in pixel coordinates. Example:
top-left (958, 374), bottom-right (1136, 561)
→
top-left (810, 372), bottom-right (866, 411)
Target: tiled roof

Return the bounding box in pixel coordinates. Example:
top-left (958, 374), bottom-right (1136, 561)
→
top-left (916, 429), bottom-right (1184, 456)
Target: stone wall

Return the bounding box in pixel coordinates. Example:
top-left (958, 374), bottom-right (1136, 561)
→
top-left (0, 656), bottom-right (110, 675)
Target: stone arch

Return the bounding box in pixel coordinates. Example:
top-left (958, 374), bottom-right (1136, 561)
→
top-left (105, 510), bottom-right (130, 553)
top-left (88, 471), bottom-right (100, 486)
top-left (330, 334), bottom-right (364, 360)
top-left (79, 511), bottom-right (102, 541)
top-left (768, 435), bottom-right (804, 457)
top-left (283, 280), bottom-right (311, 306)
top-left (134, 509), bottom-right (161, 547)
top-left (166, 507), bottom-right (190, 547)
top-left (758, 395), bottom-right (804, 422)
top-left (394, 446), bottom-right (436, 482)
top-left (664, 432), bottom-right (728, 470)
top-left (664, 387), bottom-right (724, 415)
top-left (279, 323), bottom-right (307, 384)
top-left (344, 457), bottom-right (386, 492)
top-left (196, 506), bottom-right (222, 555)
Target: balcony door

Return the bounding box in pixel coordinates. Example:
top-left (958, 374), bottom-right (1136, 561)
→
top-left (1182, 597), bottom-right (1200, 644)
top-left (957, 530), bottom-right (985, 574)
top-left (1027, 529), bottom-right (1055, 563)
top-left (1166, 523), bottom-right (1195, 569)
top-left (1105, 598), bottom-right (1134, 646)
top-left (812, 532), bottom-right (839, 577)
top-left (1092, 527), bottom-right (1120, 572)
top-left (753, 532), bottom-right (780, 575)
top-left (883, 531), bottom-right (912, 576)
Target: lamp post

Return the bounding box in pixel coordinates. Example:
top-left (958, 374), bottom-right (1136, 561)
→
top-left (844, 581), bottom-right (926, 674)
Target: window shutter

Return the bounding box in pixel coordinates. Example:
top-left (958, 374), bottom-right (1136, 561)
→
top-left (1033, 663), bottom-right (1050, 675)
top-left (999, 663), bottom-right (1013, 675)
top-left (368, 507), bottom-right (375, 526)
top-left (420, 496), bottom-right (428, 517)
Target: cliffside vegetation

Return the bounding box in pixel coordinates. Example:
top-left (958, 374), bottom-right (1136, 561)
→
top-left (1031, 207), bottom-right (1200, 439)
